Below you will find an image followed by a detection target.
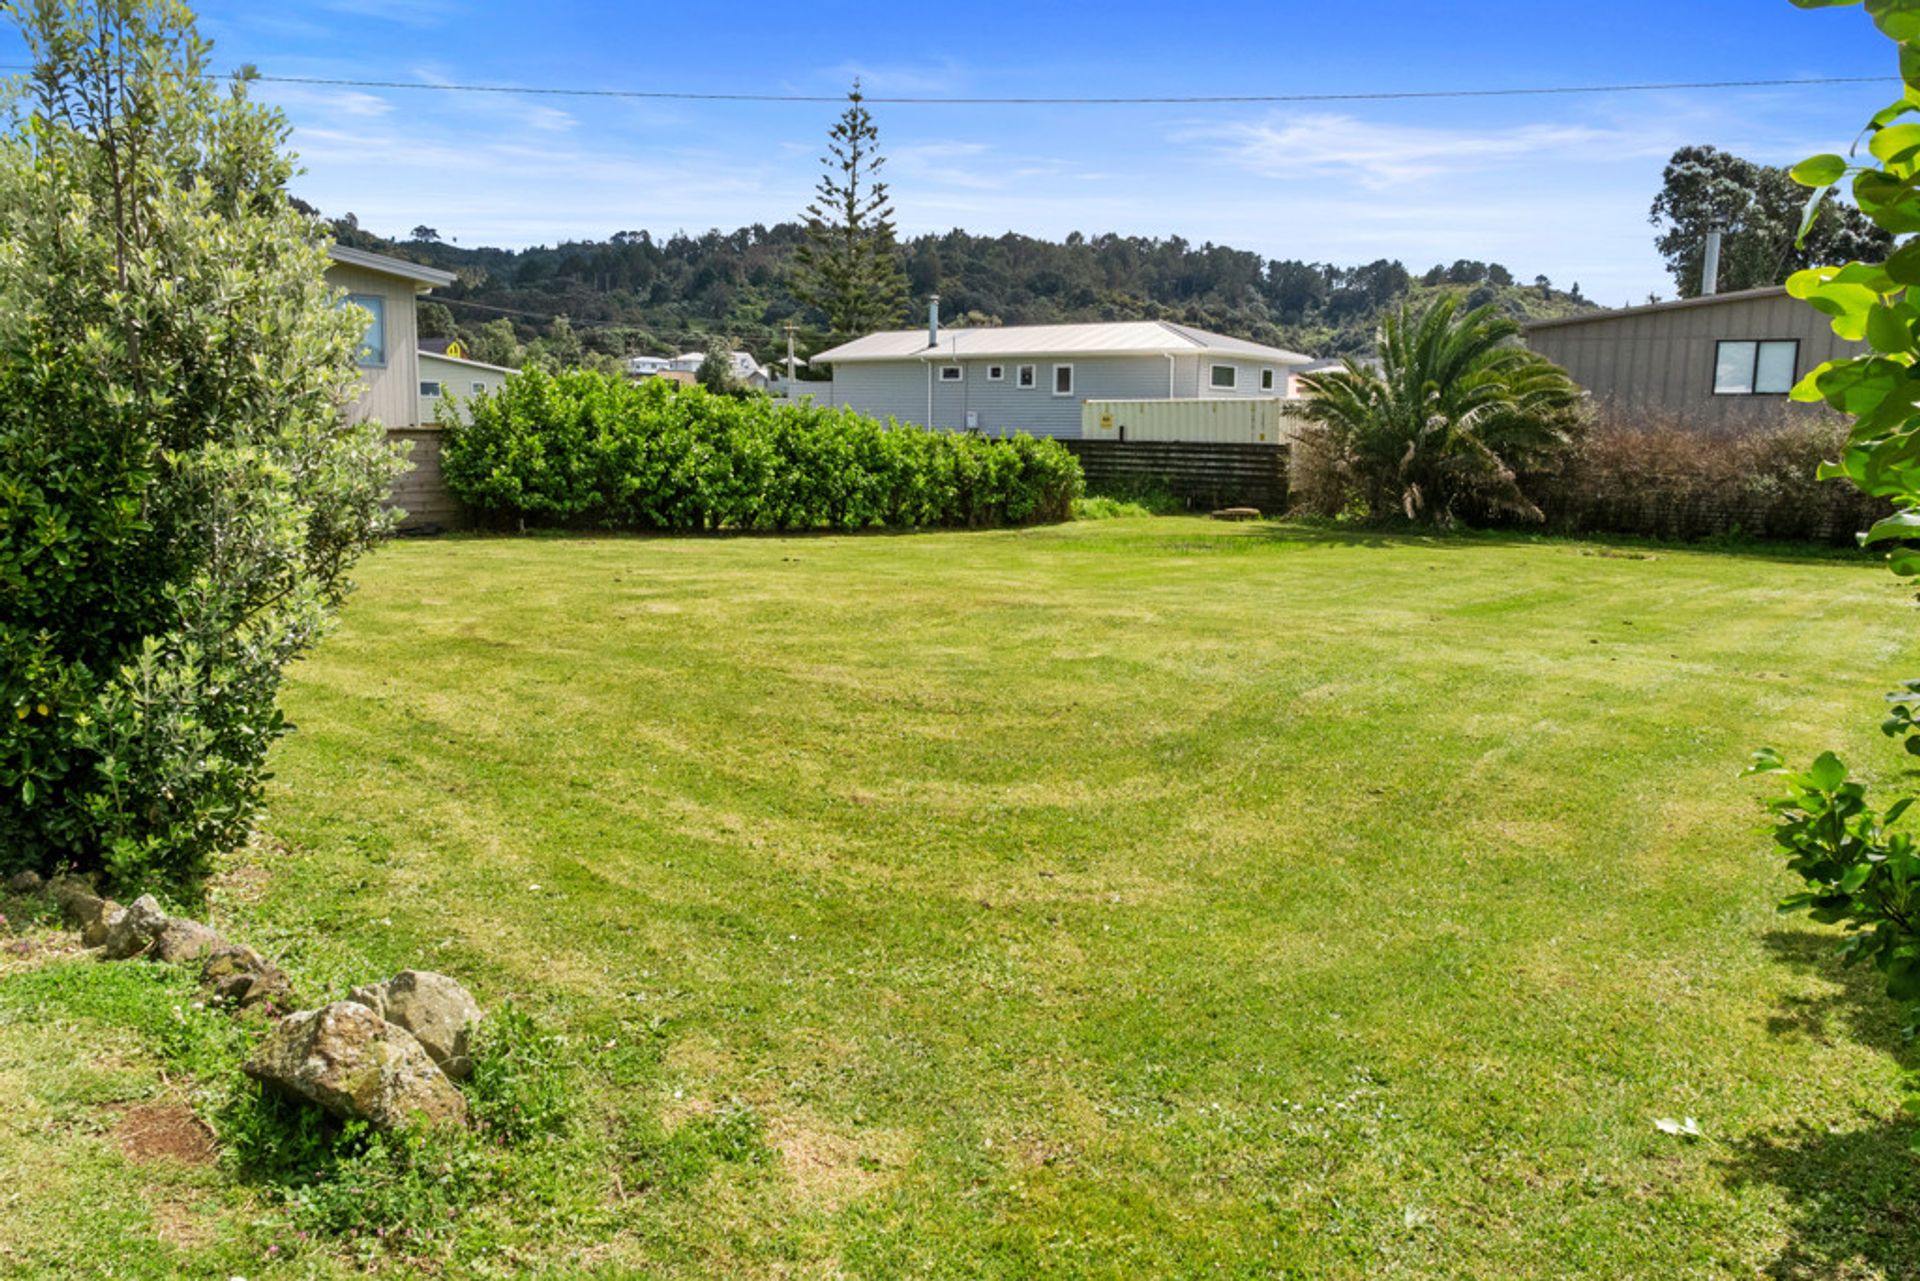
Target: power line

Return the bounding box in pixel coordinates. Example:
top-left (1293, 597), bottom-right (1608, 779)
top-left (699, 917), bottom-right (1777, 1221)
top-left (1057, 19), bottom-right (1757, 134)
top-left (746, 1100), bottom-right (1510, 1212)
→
top-left (247, 72), bottom-right (1894, 105)
top-left (0, 63), bottom-right (1895, 105)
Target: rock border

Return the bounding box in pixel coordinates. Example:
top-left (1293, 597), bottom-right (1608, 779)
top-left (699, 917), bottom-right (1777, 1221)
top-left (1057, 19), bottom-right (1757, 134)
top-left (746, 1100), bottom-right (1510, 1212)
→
top-left (13, 871), bottom-right (484, 1133)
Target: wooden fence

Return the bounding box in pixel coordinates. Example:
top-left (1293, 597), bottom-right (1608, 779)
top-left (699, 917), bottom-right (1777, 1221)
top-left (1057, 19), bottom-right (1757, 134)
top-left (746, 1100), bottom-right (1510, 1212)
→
top-left (1064, 440), bottom-right (1289, 513)
top-left (386, 427), bottom-right (460, 531)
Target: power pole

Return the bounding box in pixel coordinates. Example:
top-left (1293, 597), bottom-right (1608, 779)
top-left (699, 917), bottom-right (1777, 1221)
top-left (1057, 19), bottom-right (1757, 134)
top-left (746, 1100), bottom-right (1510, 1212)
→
top-left (784, 321), bottom-right (798, 386)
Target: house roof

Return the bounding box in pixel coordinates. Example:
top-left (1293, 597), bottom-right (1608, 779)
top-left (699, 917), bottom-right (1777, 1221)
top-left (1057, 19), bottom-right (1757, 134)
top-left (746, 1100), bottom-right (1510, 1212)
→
top-left (674, 350), bottom-right (769, 377)
top-left (419, 349), bottom-right (516, 375)
top-left (812, 321), bottom-right (1313, 365)
top-left (1520, 286), bottom-right (1785, 333)
top-left (327, 244), bottom-right (457, 288)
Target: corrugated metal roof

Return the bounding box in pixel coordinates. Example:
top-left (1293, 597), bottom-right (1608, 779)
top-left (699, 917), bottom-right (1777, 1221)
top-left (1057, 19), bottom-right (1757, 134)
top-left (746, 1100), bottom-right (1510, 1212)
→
top-left (1520, 286), bottom-right (1785, 332)
top-left (813, 320), bottom-right (1313, 364)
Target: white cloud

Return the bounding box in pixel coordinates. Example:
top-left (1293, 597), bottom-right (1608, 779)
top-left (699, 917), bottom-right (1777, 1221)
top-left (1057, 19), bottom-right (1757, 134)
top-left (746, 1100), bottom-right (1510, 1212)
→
top-left (1187, 112), bottom-right (1628, 187)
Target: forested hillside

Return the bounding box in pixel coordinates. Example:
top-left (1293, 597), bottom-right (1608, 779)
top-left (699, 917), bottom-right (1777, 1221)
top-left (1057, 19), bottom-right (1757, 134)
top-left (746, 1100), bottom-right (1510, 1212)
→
top-left (327, 213), bottom-right (1597, 373)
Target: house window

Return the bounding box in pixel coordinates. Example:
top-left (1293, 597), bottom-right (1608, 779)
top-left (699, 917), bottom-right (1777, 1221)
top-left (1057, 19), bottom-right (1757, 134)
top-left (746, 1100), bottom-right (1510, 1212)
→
top-left (472, 381), bottom-right (487, 395)
top-left (420, 380), bottom-right (442, 397)
top-left (1017, 364), bottom-right (1037, 388)
top-left (939, 365), bottom-right (964, 382)
top-left (1261, 369), bottom-right (1275, 391)
top-left (1052, 364), bottom-right (1074, 396)
top-left (1713, 339), bottom-right (1798, 395)
top-left (345, 293), bottom-right (386, 368)
top-left (1210, 364), bottom-right (1237, 389)
top-left (987, 364), bottom-right (1005, 381)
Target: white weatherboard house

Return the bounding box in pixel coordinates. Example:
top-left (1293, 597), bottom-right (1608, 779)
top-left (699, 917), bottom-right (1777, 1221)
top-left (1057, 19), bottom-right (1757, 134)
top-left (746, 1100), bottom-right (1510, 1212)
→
top-left (808, 303), bottom-right (1314, 439)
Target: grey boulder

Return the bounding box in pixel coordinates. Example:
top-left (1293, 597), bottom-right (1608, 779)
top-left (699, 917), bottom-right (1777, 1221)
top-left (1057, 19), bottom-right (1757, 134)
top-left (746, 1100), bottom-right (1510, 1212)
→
top-left (5, 870), bottom-right (43, 894)
top-left (101, 895), bottom-right (170, 959)
top-left (243, 1001), bottom-right (467, 1131)
top-left (150, 916), bottom-right (225, 964)
top-left (349, 970), bottom-right (482, 1080)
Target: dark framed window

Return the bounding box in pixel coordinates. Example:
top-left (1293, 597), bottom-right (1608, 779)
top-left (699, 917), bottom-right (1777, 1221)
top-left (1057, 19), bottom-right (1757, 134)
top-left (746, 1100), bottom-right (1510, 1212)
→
top-left (1052, 364), bottom-right (1074, 396)
top-left (1016, 364), bottom-right (1037, 388)
top-left (1713, 339), bottom-right (1798, 395)
top-left (1210, 363), bottom-right (1237, 389)
top-left (987, 364), bottom-right (1005, 381)
top-left (939, 365), bottom-right (963, 382)
top-left (419, 380), bottom-right (442, 397)
top-left (1261, 369), bottom-right (1275, 390)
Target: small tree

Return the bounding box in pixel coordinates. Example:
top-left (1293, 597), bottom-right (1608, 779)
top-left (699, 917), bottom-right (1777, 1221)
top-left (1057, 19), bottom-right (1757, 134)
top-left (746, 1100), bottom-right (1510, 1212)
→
top-left (468, 317), bottom-right (523, 368)
top-left (791, 82), bottom-right (909, 342)
top-left (1298, 297), bottom-right (1580, 527)
top-left (696, 338), bottom-right (741, 396)
top-left (1750, 2), bottom-right (1920, 1107)
top-left (1650, 144), bottom-right (1891, 296)
top-left (0, 0), bottom-right (400, 889)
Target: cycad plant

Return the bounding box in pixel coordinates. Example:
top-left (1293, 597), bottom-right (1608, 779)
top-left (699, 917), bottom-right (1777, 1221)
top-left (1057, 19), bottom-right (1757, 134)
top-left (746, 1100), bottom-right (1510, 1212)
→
top-left (1299, 296), bottom-right (1581, 526)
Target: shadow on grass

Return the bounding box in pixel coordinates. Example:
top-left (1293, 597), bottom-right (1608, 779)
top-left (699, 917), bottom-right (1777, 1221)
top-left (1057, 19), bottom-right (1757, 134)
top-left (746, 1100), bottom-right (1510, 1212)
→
top-left (1721, 930), bottom-right (1920, 1279)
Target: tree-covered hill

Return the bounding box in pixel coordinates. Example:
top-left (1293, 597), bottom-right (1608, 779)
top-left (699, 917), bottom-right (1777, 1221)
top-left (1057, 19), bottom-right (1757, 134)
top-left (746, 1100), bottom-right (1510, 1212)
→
top-left (327, 213), bottom-right (1597, 374)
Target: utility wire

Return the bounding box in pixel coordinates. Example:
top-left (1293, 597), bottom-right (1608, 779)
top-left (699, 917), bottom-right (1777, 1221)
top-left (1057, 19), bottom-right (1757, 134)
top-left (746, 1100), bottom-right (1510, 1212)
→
top-left (244, 72), bottom-right (1896, 105)
top-left (0, 64), bottom-right (1896, 105)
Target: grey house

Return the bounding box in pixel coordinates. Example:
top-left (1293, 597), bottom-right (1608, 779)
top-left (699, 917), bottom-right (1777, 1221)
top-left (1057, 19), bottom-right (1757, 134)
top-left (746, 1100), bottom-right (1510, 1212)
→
top-left (807, 308), bottom-right (1313, 439)
top-left (1522, 286), bottom-right (1860, 431)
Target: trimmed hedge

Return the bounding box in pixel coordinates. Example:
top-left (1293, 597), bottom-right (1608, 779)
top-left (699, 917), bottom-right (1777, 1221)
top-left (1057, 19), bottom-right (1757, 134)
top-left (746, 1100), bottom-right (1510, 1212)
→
top-left (441, 370), bottom-right (1082, 531)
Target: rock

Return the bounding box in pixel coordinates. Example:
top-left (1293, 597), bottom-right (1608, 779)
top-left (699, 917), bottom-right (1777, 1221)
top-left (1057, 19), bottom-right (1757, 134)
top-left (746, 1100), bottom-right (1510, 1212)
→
top-left (1209, 507), bottom-right (1262, 521)
top-left (101, 895), bottom-right (170, 960)
top-left (49, 875), bottom-right (117, 942)
top-left (150, 916), bottom-right (225, 965)
top-left (200, 945), bottom-right (295, 1011)
top-left (47, 873), bottom-right (96, 907)
top-left (349, 971), bottom-right (482, 1080)
top-left (5, 870), bottom-right (43, 894)
top-left (68, 895), bottom-right (122, 949)
top-left (243, 1001), bottom-right (467, 1131)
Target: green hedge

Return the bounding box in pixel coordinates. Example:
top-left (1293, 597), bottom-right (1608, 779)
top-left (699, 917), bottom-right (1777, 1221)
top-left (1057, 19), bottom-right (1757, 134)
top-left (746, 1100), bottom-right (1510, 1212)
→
top-left (441, 370), bottom-right (1083, 531)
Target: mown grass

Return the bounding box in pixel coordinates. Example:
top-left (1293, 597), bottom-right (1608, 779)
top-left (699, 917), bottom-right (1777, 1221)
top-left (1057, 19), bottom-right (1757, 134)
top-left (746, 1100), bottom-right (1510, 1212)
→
top-left (3, 517), bottom-right (1919, 1277)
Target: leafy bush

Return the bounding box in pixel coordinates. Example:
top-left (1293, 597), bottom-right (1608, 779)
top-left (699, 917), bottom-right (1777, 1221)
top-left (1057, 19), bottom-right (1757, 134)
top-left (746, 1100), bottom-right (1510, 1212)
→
top-left (442, 369), bottom-right (1082, 531)
top-left (1749, 746), bottom-right (1920, 1140)
top-left (0, 3), bottom-right (398, 890)
top-left (1751, 749), bottom-right (1920, 1027)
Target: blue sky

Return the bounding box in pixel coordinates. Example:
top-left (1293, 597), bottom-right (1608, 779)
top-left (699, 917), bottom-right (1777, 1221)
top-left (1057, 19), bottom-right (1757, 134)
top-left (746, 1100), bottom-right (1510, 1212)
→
top-left (2, 1), bottom-right (1903, 304)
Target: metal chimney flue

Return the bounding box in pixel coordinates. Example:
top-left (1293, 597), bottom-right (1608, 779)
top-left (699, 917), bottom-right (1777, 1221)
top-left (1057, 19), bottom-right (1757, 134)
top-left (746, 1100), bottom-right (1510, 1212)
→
top-left (927, 293), bottom-right (940, 348)
top-left (1701, 226), bottom-right (1723, 297)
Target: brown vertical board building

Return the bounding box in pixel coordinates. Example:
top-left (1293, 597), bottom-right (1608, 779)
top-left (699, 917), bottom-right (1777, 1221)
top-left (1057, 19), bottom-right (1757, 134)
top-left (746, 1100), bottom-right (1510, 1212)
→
top-left (1521, 287), bottom-right (1862, 432)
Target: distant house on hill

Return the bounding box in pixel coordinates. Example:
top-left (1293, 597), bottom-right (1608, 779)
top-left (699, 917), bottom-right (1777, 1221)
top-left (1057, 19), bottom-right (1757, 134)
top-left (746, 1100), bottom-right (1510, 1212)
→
top-left (626, 350), bottom-right (770, 390)
top-left (809, 304), bottom-right (1313, 439)
top-left (1521, 286), bottom-right (1859, 431)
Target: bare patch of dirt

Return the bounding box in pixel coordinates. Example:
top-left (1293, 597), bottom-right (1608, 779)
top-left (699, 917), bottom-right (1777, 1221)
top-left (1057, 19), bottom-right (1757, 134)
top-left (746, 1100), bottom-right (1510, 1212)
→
top-left (767, 1114), bottom-right (909, 1212)
top-left (114, 1103), bottom-right (216, 1166)
top-left (148, 1198), bottom-right (214, 1248)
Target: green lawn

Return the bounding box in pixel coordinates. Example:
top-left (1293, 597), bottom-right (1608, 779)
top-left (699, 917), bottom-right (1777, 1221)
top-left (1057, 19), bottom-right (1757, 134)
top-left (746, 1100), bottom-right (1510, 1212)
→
top-left (4, 517), bottom-right (1919, 1277)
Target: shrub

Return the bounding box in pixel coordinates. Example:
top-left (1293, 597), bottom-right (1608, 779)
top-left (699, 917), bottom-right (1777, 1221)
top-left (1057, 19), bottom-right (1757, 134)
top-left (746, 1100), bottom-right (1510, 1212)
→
top-left (442, 369), bottom-right (1082, 532)
top-left (0, 3), bottom-right (399, 890)
top-left (1521, 414), bottom-right (1885, 544)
